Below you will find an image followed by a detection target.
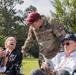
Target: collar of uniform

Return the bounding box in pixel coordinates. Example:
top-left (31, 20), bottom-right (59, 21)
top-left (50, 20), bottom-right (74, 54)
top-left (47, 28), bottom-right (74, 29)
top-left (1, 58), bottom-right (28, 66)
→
top-left (33, 16), bottom-right (49, 31)
top-left (6, 50), bottom-right (12, 55)
top-left (41, 16), bottom-right (48, 28)
top-left (35, 17), bottom-right (49, 31)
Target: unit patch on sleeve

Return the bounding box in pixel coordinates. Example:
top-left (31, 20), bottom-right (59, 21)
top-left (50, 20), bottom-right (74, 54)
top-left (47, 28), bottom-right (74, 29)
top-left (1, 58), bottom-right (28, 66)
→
top-left (57, 25), bottom-right (63, 31)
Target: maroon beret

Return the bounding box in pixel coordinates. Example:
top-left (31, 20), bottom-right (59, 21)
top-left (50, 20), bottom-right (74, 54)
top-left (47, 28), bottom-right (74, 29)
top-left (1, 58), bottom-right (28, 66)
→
top-left (26, 12), bottom-right (41, 25)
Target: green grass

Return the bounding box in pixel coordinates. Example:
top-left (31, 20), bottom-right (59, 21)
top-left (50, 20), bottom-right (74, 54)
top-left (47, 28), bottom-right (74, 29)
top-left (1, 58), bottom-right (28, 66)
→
top-left (22, 57), bottom-right (39, 75)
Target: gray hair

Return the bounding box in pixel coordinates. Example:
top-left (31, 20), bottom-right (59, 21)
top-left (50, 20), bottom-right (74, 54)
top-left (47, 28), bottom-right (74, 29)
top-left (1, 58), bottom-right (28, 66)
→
top-left (5, 36), bottom-right (16, 47)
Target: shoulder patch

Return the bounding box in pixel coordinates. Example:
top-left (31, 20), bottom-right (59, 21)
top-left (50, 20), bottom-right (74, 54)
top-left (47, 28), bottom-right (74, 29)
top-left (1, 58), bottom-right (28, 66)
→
top-left (57, 25), bottom-right (63, 31)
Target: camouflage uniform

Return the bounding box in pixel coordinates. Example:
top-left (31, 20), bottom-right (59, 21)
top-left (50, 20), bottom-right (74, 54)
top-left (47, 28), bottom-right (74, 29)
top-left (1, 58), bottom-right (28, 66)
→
top-left (22, 17), bottom-right (65, 73)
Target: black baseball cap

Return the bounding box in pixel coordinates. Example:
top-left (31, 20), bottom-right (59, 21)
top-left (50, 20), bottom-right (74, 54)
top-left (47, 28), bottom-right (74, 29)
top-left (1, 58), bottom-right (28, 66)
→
top-left (61, 34), bottom-right (76, 43)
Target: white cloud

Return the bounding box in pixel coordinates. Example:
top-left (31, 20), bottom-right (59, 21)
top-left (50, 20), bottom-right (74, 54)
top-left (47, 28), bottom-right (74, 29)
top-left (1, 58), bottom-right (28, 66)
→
top-left (15, 0), bottom-right (55, 16)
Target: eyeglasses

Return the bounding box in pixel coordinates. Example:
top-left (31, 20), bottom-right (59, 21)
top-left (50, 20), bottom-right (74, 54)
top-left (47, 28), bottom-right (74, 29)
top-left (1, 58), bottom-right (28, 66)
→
top-left (62, 42), bottom-right (74, 46)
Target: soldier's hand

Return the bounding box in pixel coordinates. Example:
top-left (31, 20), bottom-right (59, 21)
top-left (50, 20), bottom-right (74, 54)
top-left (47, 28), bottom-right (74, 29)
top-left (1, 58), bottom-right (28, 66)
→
top-left (21, 50), bottom-right (27, 58)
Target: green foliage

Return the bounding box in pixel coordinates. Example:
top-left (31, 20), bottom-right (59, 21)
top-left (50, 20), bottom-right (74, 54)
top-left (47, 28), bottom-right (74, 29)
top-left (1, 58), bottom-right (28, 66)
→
top-left (0, 26), bottom-right (6, 47)
top-left (0, 35), bottom-right (5, 47)
top-left (50, 0), bottom-right (76, 33)
top-left (0, 0), bottom-right (26, 38)
top-left (24, 5), bottom-right (37, 17)
top-left (28, 41), bottom-right (39, 58)
top-left (0, 0), bottom-right (28, 46)
top-left (0, 1), bottom-right (37, 40)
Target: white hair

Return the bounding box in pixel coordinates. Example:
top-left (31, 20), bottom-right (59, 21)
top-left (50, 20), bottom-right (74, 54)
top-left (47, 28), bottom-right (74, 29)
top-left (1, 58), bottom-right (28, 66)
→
top-left (5, 36), bottom-right (16, 47)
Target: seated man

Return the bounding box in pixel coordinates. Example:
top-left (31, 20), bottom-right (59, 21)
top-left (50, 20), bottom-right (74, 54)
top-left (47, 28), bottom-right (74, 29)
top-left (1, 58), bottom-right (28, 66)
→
top-left (0, 37), bottom-right (23, 75)
top-left (30, 34), bottom-right (76, 75)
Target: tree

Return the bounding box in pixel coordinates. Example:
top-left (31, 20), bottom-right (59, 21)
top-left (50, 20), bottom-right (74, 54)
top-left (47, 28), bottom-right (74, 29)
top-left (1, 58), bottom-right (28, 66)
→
top-left (0, 0), bottom-right (29, 48)
top-left (28, 41), bottom-right (39, 58)
top-left (24, 5), bottom-right (37, 17)
top-left (0, 26), bottom-right (6, 47)
top-left (0, 0), bottom-right (26, 38)
top-left (50, 0), bottom-right (76, 33)
top-left (24, 5), bottom-right (37, 24)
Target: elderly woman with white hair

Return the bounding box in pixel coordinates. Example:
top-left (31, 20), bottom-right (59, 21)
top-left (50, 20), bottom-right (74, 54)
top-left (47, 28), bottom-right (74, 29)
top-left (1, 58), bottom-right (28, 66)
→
top-left (0, 36), bottom-right (22, 75)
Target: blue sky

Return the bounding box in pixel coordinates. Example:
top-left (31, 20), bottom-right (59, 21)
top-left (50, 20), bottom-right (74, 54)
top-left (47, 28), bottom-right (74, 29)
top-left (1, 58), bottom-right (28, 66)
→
top-left (15, 0), bottom-right (55, 16)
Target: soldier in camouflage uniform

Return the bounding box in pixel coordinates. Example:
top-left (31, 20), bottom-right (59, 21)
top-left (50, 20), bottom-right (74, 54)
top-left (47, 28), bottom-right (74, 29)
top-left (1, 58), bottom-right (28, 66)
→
top-left (22, 12), bottom-right (66, 70)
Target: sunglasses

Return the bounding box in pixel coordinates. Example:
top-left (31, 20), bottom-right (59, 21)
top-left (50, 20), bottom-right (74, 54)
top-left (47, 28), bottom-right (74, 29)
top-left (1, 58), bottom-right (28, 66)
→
top-left (62, 42), bottom-right (72, 46)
